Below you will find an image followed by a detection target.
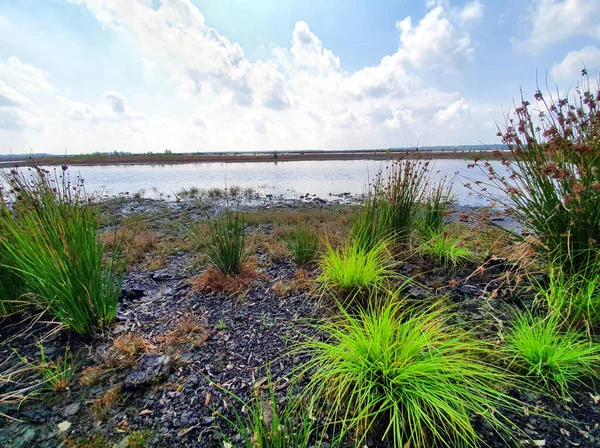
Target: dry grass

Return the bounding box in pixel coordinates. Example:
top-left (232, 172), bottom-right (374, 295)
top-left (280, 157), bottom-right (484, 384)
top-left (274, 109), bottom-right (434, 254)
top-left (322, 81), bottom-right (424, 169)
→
top-left (79, 365), bottom-right (109, 387)
top-left (105, 333), bottom-right (152, 368)
top-left (244, 208), bottom-right (355, 227)
top-left (267, 240), bottom-right (289, 262)
top-left (91, 386), bottom-right (120, 420)
top-left (272, 280), bottom-right (288, 298)
top-left (157, 313), bottom-right (209, 349)
top-left (272, 269), bottom-right (315, 298)
top-left (100, 227), bottom-right (158, 264)
top-left (190, 261), bottom-right (267, 296)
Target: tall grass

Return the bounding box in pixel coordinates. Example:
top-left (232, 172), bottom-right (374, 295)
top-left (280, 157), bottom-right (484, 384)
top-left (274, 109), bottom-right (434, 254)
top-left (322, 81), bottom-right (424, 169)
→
top-left (285, 223), bottom-right (319, 266)
top-left (505, 311), bottom-right (600, 398)
top-left (352, 159), bottom-right (430, 252)
top-left (0, 167), bottom-right (124, 334)
top-left (296, 300), bottom-right (520, 447)
top-left (351, 192), bottom-right (393, 253)
top-left (418, 178), bottom-right (452, 239)
top-left (385, 159), bottom-right (430, 242)
top-left (480, 73), bottom-right (600, 271)
top-left (190, 208), bottom-right (247, 275)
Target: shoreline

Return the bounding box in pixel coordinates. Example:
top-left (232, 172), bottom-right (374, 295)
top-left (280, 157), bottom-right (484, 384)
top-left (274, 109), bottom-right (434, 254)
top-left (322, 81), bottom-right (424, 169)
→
top-left (3, 149), bottom-right (509, 168)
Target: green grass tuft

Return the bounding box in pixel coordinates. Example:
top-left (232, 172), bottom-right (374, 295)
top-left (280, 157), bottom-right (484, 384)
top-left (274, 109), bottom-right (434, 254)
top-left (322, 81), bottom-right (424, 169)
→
top-left (296, 300), bottom-right (521, 448)
top-left (0, 167), bottom-right (124, 334)
top-left (317, 238), bottom-right (394, 302)
top-left (505, 311), bottom-right (600, 398)
top-left (418, 233), bottom-right (474, 268)
top-left (190, 208), bottom-right (247, 275)
top-left (285, 223), bottom-right (319, 266)
top-left (217, 370), bottom-right (323, 448)
top-left (535, 258), bottom-right (600, 329)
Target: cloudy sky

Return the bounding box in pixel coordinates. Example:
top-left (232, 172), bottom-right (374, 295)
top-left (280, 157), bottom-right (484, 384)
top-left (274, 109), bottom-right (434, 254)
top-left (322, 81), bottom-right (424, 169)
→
top-left (0, 0), bottom-right (599, 154)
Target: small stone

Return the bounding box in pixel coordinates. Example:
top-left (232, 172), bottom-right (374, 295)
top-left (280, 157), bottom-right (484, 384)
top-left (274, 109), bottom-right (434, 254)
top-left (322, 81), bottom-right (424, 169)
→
top-left (61, 402), bottom-right (81, 418)
top-left (123, 354), bottom-right (172, 389)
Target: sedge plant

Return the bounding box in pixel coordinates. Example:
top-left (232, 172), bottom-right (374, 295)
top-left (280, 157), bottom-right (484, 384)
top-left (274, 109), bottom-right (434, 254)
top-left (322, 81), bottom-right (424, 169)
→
top-left (296, 299), bottom-right (522, 448)
top-left (384, 159), bottom-right (430, 242)
top-left (38, 344), bottom-right (74, 393)
top-left (505, 311), bottom-right (600, 398)
top-left (478, 72), bottom-right (600, 272)
top-left (317, 237), bottom-right (395, 303)
top-left (285, 222), bottom-right (319, 267)
top-left (190, 207), bottom-right (247, 275)
top-left (0, 167), bottom-right (124, 334)
top-left (417, 180), bottom-right (473, 268)
top-left (417, 232), bottom-right (475, 269)
top-left (217, 369), bottom-right (326, 448)
top-left (534, 256), bottom-right (600, 329)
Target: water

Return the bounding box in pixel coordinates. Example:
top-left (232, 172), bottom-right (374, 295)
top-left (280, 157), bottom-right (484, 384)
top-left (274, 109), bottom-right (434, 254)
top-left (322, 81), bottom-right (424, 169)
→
top-left (12, 159), bottom-right (510, 206)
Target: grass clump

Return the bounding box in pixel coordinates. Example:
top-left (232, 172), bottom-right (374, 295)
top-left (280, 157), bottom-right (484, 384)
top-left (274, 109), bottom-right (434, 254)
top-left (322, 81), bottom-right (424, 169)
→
top-left (189, 208), bottom-right (247, 275)
top-left (125, 430), bottom-right (154, 448)
top-left (218, 371), bottom-right (322, 448)
top-left (505, 311), bottom-right (600, 397)
top-left (317, 238), bottom-right (394, 302)
top-left (416, 181), bottom-right (473, 268)
top-left (418, 178), bottom-right (452, 238)
top-left (297, 300), bottom-right (520, 448)
top-left (0, 167), bottom-right (124, 334)
top-left (481, 72), bottom-right (600, 272)
top-left (384, 159), bottom-right (431, 242)
top-left (418, 232), bottom-right (474, 268)
top-left (37, 344), bottom-right (74, 393)
top-left (535, 257), bottom-right (600, 329)
top-left (285, 223), bottom-right (319, 266)
top-left (352, 159), bottom-right (431, 251)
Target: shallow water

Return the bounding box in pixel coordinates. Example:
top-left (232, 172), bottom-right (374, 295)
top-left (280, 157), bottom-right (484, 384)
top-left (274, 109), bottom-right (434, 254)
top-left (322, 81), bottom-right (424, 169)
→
top-left (13, 159), bottom-right (510, 206)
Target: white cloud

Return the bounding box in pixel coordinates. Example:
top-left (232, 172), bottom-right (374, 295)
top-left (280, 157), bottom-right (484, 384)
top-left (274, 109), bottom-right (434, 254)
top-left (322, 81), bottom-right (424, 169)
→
top-left (0, 56), bottom-right (54, 94)
top-left (0, 81), bottom-right (29, 107)
top-left (460, 1), bottom-right (484, 23)
top-left (59, 91), bottom-right (145, 122)
top-left (552, 46), bottom-right (600, 82)
top-left (291, 21), bottom-right (340, 74)
top-left (0, 56), bottom-right (55, 131)
top-left (434, 98), bottom-right (470, 125)
top-left (1, 0), bottom-right (493, 152)
top-left (520, 0), bottom-right (600, 53)
top-left (397, 6), bottom-right (474, 68)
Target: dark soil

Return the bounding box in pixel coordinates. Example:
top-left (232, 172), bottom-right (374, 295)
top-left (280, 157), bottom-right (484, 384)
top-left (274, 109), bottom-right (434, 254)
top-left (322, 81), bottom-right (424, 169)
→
top-left (0, 198), bottom-right (597, 448)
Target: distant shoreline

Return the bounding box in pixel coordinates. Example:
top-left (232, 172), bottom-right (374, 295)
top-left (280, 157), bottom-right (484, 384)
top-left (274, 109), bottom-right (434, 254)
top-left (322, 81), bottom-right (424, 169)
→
top-left (2, 149), bottom-right (510, 168)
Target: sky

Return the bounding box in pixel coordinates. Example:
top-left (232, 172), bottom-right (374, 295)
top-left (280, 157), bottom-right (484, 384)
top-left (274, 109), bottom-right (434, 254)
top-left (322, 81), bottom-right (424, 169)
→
top-left (0, 0), bottom-right (599, 154)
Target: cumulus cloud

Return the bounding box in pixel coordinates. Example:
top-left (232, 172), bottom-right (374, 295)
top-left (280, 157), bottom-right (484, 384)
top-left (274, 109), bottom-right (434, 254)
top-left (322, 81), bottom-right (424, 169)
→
top-left (460, 1), bottom-right (484, 23)
top-left (59, 92), bottom-right (145, 123)
top-left (291, 21), bottom-right (340, 74)
top-left (396, 6), bottom-right (474, 68)
top-left (434, 99), bottom-right (470, 125)
top-left (0, 56), bottom-right (54, 94)
top-left (519, 0), bottom-right (600, 53)
top-left (2, 0), bottom-right (493, 151)
top-left (552, 46), bottom-right (600, 82)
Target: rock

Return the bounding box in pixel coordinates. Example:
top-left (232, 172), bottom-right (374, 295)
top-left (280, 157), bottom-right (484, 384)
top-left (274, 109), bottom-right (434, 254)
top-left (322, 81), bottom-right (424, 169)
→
top-left (123, 354), bottom-right (172, 389)
top-left (119, 288), bottom-right (145, 302)
top-left (61, 402), bottom-right (81, 418)
top-left (151, 270), bottom-right (173, 282)
top-left (407, 287), bottom-right (428, 300)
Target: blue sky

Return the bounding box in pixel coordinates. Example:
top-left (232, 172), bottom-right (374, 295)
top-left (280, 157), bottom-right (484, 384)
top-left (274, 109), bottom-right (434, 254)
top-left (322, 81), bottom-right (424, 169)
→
top-left (0, 0), bottom-right (599, 154)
